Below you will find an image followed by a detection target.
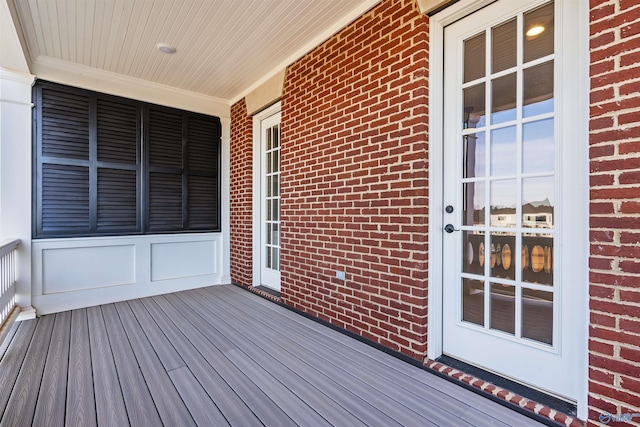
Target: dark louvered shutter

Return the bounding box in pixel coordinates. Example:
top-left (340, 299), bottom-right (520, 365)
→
top-left (148, 108), bottom-right (184, 231)
top-left (35, 81), bottom-right (221, 237)
top-left (96, 99), bottom-right (139, 232)
top-left (38, 86), bottom-right (91, 235)
top-left (186, 116), bottom-right (220, 230)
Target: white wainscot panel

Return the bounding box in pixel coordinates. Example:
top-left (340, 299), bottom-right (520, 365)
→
top-left (151, 240), bottom-right (216, 281)
top-left (43, 245), bottom-right (135, 294)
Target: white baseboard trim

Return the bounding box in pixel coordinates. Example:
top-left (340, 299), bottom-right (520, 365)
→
top-left (17, 306), bottom-right (36, 321)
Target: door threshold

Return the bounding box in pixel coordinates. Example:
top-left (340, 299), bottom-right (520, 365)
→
top-left (430, 356), bottom-right (580, 425)
top-left (248, 285), bottom-right (282, 302)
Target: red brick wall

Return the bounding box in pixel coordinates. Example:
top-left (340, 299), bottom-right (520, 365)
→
top-left (280, 0), bottom-right (429, 359)
top-left (589, 0), bottom-right (640, 423)
top-left (230, 99), bottom-right (253, 287)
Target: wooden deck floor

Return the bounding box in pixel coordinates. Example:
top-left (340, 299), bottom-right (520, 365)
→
top-left (0, 285), bottom-right (545, 426)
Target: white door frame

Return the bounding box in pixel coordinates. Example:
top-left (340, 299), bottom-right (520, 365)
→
top-left (252, 102), bottom-right (282, 290)
top-left (427, 0), bottom-right (589, 418)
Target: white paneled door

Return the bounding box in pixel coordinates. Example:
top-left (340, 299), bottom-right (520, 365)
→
top-left (441, 0), bottom-right (583, 403)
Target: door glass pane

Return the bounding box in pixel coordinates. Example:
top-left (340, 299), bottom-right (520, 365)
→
top-left (490, 283), bottom-right (515, 335)
top-left (272, 175), bottom-right (279, 198)
top-left (522, 236), bottom-right (553, 286)
top-left (464, 33), bottom-right (486, 83)
top-left (271, 247), bottom-right (279, 270)
top-left (463, 279), bottom-right (485, 326)
top-left (524, 61), bottom-right (554, 117)
top-left (490, 126), bottom-right (516, 176)
top-left (492, 18), bottom-right (517, 73)
top-left (463, 231), bottom-right (484, 275)
top-left (491, 233), bottom-right (515, 280)
top-left (463, 84), bottom-right (486, 129)
top-left (490, 180), bottom-right (516, 227)
top-left (491, 73), bottom-right (517, 124)
top-left (464, 132), bottom-right (486, 178)
top-left (522, 176), bottom-right (554, 228)
top-left (524, 2), bottom-right (554, 63)
top-left (522, 288), bottom-right (553, 344)
top-left (272, 223), bottom-right (279, 246)
top-left (266, 176), bottom-right (272, 197)
top-left (463, 182), bottom-right (485, 226)
top-left (523, 119), bottom-right (554, 173)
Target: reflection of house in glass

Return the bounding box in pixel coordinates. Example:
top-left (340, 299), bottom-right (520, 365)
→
top-left (471, 198), bottom-right (553, 230)
top-left (523, 198), bottom-right (553, 228)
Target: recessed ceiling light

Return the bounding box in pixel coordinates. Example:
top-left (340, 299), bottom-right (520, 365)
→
top-left (156, 43), bottom-right (176, 54)
top-left (526, 25), bottom-right (545, 37)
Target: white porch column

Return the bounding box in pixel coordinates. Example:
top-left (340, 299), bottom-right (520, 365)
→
top-left (0, 68), bottom-right (36, 318)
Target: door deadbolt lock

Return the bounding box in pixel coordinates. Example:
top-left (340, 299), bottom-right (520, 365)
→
top-left (445, 205), bottom-right (454, 213)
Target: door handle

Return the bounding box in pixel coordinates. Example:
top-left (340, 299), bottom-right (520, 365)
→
top-left (444, 224), bottom-right (459, 233)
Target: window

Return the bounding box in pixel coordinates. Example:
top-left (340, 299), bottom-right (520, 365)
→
top-left (33, 81), bottom-right (221, 238)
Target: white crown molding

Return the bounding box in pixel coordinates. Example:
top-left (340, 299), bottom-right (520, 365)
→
top-left (230, 0), bottom-right (382, 104)
top-left (416, 0), bottom-right (454, 15)
top-left (0, 67), bottom-right (34, 84)
top-left (31, 56), bottom-right (231, 118)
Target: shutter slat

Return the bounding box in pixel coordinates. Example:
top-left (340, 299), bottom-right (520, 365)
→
top-left (41, 88), bottom-right (90, 160)
top-left (41, 164), bottom-right (90, 233)
top-left (149, 172), bottom-right (182, 230)
top-left (97, 168), bottom-right (137, 232)
top-left (97, 99), bottom-right (138, 164)
top-left (187, 116), bottom-right (219, 172)
top-left (188, 176), bottom-right (218, 229)
top-left (149, 109), bottom-right (182, 168)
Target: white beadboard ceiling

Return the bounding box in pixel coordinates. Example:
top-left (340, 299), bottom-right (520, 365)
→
top-left (9, 0), bottom-right (380, 103)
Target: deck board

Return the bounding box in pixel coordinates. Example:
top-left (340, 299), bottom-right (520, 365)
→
top-left (114, 301), bottom-right (197, 427)
top-left (1, 315), bottom-right (54, 427)
top-left (86, 305), bottom-right (129, 426)
top-left (32, 312), bottom-right (71, 427)
top-left (139, 296), bottom-right (263, 427)
top-left (180, 288), bottom-right (429, 427)
top-left (0, 320), bottom-right (37, 417)
top-left (65, 309), bottom-right (96, 427)
top-left (218, 285), bottom-right (528, 425)
top-left (101, 304), bottom-right (163, 426)
top-left (0, 285), bottom-right (545, 427)
top-left (0, 320), bottom-right (20, 360)
top-left (178, 289), bottom-right (404, 426)
top-left (167, 366), bottom-right (230, 426)
top-left (177, 291), bottom-right (370, 426)
top-left (153, 293), bottom-right (299, 427)
top-left (206, 287), bottom-right (471, 425)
